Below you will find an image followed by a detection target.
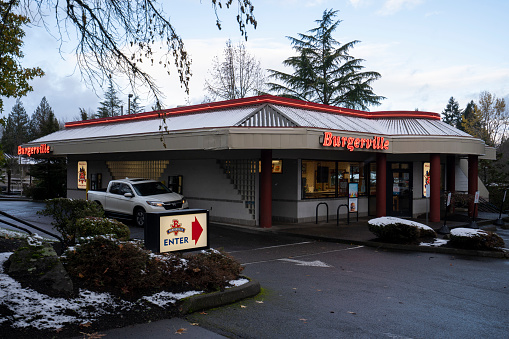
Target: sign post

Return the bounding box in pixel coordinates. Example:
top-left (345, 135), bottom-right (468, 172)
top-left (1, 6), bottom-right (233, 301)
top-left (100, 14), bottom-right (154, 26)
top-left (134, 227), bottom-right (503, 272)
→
top-left (145, 209), bottom-right (209, 253)
top-left (469, 191), bottom-right (480, 229)
top-left (425, 184), bottom-right (430, 225)
top-left (493, 189), bottom-right (507, 227)
top-left (439, 192), bottom-right (452, 234)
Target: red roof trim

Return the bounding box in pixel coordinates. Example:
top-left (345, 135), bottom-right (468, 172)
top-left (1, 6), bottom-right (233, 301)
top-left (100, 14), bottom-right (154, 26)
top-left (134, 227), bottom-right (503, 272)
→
top-left (65, 94), bottom-right (440, 128)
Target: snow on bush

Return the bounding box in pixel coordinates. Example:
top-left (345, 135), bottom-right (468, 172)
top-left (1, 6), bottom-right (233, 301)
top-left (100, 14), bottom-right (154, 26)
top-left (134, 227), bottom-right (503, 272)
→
top-left (449, 228), bottom-right (505, 251)
top-left (368, 217), bottom-right (437, 243)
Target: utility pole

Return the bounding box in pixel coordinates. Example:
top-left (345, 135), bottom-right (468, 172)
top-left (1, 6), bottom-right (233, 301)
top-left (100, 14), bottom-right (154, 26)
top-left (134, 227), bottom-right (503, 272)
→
top-left (128, 94), bottom-right (133, 115)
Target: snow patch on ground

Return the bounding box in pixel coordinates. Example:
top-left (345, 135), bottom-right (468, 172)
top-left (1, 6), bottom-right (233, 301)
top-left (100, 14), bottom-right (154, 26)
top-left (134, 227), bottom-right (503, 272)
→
top-left (368, 217), bottom-right (434, 231)
top-left (228, 278), bottom-right (249, 287)
top-left (0, 251), bottom-right (246, 330)
top-left (420, 239), bottom-right (449, 247)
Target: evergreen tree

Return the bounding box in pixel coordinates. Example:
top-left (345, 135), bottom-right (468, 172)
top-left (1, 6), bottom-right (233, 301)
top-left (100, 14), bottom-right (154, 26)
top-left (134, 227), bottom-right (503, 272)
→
top-left (97, 79), bottom-right (122, 118)
top-left (268, 9), bottom-right (384, 110)
top-left (27, 157), bottom-right (67, 199)
top-left (1, 99), bottom-right (30, 154)
top-left (459, 100), bottom-right (476, 132)
top-left (30, 97), bottom-right (59, 140)
top-left (130, 95), bottom-right (144, 114)
top-left (441, 97), bottom-right (462, 128)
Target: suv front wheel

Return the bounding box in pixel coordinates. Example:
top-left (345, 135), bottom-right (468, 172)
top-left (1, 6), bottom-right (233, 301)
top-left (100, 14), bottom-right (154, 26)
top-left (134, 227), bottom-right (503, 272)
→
top-left (134, 207), bottom-right (146, 227)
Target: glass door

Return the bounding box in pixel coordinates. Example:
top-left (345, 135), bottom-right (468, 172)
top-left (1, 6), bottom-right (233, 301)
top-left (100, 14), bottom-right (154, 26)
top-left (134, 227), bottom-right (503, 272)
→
top-left (388, 163), bottom-right (412, 217)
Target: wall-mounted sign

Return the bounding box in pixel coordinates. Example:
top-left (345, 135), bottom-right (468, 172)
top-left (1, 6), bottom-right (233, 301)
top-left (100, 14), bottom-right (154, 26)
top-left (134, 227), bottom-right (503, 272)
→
top-left (349, 183), bottom-right (358, 212)
top-left (423, 162), bottom-right (430, 197)
top-left (78, 161), bottom-right (88, 189)
top-left (145, 209), bottom-right (209, 253)
top-left (321, 132), bottom-right (389, 151)
top-left (17, 144), bottom-right (51, 157)
top-left (258, 160), bottom-right (283, 173)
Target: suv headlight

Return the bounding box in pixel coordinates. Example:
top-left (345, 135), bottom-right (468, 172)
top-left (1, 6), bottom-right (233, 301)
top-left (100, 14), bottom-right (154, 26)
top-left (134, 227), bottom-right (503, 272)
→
top-left (181, 197), bottom-right (187, 204)
top-left (147, 200), bottom-right (164, 207)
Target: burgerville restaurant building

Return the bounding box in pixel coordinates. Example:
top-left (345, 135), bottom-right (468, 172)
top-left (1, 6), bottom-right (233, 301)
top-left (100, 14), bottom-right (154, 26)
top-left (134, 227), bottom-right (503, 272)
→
top-left (20, 95), bottom-right (495, 228)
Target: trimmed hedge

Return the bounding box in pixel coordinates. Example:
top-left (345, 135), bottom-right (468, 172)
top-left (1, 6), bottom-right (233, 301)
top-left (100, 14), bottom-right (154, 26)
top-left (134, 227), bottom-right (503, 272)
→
top-left (368, 217), bottom-right (437, 244)
top-left (449, 228), bottom-right (505, 251)
top-left (76, 217), bottom-right (130, 240)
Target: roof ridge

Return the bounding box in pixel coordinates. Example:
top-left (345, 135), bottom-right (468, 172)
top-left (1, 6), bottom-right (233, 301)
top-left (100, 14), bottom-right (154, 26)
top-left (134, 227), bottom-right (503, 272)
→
top-left (65, 95), bottom-right (440, 129)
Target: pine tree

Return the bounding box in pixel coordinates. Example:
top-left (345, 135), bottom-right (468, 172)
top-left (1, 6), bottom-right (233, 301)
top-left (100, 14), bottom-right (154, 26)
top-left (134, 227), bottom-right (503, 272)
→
top-left (1, 99), bottom-right (30, 154)
top-left (268, 9), bottom-right (384, 110)
top-left (30, 97), bottom-right (59, 140)
top-left (441, 97), bottom-right (462, 128)
top-left (459, 100), bottom-right (476, 132)
top-left (97, 79), bottom-right (122, 118)
top-left (130, 95), bottom-right (144, 114)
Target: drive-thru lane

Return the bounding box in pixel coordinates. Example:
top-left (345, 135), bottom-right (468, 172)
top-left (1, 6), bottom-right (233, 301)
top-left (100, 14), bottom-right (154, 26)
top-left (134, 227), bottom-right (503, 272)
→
top-left (190, 228), bottom-right (509, 339)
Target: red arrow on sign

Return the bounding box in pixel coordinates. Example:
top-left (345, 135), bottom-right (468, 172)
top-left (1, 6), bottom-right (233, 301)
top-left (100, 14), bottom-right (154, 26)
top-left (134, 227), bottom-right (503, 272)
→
top-left (192, 217), bottom-right (203, 245)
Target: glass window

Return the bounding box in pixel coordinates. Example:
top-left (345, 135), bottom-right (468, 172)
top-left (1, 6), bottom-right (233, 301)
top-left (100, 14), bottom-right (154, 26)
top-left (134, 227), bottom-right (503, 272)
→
top-left (302, 160), bottom-right (366, 199)
top-left (369, 163), bottom-right (376, 195)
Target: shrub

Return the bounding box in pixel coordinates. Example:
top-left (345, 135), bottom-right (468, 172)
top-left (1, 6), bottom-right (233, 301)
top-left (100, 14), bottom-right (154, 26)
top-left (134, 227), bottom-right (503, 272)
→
top-left (63, 237), bottom-right (243, 299)
top-left (38, 198), bottom-right (104, 246)
top-left (175, 249), bottom-right (243, 292)
top-left (449, 228), bottom-right (505, 251)
top-left (76, 217), bottom-right (130, 240)
top-left (368, 217), bottom-right (437, 244)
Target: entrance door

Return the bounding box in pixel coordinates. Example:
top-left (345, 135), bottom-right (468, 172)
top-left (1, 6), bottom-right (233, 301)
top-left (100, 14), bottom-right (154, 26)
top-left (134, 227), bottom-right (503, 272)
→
top-left (388, 163), bottom-right (412, 217)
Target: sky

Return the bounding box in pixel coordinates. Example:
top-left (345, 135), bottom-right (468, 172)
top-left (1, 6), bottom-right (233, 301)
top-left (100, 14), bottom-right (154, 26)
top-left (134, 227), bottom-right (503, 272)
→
top-left (2, 0), bottom-right (509, 123)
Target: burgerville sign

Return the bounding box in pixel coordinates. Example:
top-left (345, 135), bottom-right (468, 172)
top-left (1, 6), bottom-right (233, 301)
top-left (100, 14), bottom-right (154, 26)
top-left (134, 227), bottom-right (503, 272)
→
top-left (321, 132), bottom-right (389, 151)
top-left (18, 144), bottom-right (51, 157)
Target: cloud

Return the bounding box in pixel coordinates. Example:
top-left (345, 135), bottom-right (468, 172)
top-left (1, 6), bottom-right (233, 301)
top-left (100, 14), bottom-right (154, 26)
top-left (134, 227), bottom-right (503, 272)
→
top-left (378, 0), bottom-right (424, 16)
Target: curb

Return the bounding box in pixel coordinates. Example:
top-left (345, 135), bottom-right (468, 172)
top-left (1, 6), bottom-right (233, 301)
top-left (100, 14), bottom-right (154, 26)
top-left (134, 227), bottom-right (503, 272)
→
top-left (179, 279), bottom-right (261, 314)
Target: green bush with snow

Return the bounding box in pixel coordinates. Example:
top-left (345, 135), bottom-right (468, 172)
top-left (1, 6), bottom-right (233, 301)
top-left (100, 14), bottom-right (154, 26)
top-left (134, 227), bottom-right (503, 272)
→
top-left (449, 228), bottom-right (505, 251)
top-left (76, 217), bottom-right (130, 240)
top-left (368, 217), bottom-right (437, 244)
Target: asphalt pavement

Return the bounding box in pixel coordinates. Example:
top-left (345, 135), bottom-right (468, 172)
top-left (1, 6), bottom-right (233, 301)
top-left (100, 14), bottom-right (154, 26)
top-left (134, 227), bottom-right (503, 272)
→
top-left (1, 200), bottom-right (508, 338)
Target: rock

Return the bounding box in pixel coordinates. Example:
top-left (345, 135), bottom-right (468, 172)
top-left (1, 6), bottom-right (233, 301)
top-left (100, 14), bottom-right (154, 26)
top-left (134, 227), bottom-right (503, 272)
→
top-left (6, 240), bottom-right (74, 298)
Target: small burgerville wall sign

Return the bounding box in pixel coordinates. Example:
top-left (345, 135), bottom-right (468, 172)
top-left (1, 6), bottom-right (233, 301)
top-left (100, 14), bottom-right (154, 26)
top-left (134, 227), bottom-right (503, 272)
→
top-left (321, 132), bottom-right (389, 151)
top-left (18, 144), bottom-right (51, 157)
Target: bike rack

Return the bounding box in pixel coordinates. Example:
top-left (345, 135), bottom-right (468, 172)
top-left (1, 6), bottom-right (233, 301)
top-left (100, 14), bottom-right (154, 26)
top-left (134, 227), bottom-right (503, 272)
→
top-left (315, 202), bottom-right (329, 224)
top-left (337, 204), bottom-right (349, 226)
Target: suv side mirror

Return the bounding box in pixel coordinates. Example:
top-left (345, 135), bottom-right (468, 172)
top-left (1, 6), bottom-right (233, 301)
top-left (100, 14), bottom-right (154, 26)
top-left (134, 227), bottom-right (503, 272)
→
top-left (124, 192), bottom-right (133, 198)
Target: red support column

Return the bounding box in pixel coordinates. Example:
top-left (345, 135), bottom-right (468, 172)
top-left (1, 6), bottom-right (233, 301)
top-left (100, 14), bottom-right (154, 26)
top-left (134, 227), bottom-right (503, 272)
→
top-left (260, 149), bottom-right (272, 228)
top-left (376, 153), bottom-right (387, 217)
top-left (430, 154), bottom-right (441, 222)
top-left (468, 155), bottom-right (478, 218)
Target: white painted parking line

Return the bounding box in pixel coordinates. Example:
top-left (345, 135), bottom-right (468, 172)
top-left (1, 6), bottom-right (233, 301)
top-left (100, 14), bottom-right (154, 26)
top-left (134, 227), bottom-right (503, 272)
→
top-left (228, 241), bottom-right (314, 253)
top-left (241, 245), bottom-right (364, 266)
top-left (278, 258), bottom-right (332, 267)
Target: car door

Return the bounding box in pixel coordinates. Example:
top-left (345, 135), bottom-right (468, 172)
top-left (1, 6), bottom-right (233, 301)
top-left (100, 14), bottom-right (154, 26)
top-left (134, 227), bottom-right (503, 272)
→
top-left (115, 183), bottom-right (136, 216)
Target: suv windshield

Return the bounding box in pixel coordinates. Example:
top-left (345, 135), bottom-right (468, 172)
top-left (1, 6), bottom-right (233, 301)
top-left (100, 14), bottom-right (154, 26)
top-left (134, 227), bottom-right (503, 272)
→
top-left (132, 182), bottom-right (172, 196)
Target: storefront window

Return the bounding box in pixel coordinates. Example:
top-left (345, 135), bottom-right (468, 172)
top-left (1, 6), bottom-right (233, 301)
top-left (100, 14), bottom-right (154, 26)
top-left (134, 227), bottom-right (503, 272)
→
top-left (302, 160), bottom-right (366, 199)
top-left (369, 163), bottom-right (376, 195)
